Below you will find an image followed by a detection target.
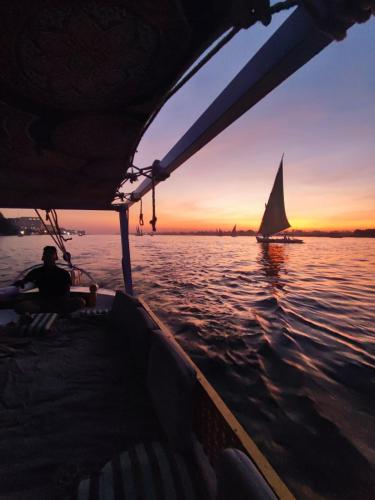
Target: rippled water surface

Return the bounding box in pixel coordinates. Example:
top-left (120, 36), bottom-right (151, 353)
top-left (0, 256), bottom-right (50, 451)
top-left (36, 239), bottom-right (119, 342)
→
top-left (1, 235), bottom-right (374, 499)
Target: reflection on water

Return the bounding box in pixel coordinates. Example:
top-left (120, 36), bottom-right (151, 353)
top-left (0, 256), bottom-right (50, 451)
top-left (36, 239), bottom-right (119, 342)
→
top-left (259, 243), bottom-right (287, 289)
top-left (0, 235), bottom-right (375, 499)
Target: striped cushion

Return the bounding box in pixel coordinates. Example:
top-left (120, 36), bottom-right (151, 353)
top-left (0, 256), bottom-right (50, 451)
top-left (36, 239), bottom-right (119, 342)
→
top-left (19, 312), bottom-right (58, 335)
top-left (72, 441), bottom-right (210, 500)
top-left (79, 308), bottom-right (109, 317)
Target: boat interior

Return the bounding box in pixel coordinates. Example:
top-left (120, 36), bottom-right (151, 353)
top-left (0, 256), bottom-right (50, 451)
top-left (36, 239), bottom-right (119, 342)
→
top-left (0, 289), bottom-right (285, 500)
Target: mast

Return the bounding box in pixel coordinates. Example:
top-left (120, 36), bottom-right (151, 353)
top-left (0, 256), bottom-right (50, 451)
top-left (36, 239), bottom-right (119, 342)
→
top-left (258, 156), bottom-right (290, 237)
top-left (118, 206), bottom-right (133, 295)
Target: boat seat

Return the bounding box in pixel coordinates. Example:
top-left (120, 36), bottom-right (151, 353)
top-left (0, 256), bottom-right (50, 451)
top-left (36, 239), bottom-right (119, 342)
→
top-left (18, 312), bottom-right (58, 336)
top-left (215, 448), bottom-right (277, 500)
top-left (73, 440), bottom-right (211, 500)
top-left (147, 331), bottom-right (196, 452)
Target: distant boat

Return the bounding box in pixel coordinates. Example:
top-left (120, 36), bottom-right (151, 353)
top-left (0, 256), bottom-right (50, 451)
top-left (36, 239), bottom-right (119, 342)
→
top-left (231, 224), bottom-right (237, 237)
top-left (77, 230), bottom-right (86, 236)
top-left (217, 228), bottom-right (223, 236)
top-left (256, 155), bottom-right (303, 244)
top-left (136, 225), bottom-right (143, 236)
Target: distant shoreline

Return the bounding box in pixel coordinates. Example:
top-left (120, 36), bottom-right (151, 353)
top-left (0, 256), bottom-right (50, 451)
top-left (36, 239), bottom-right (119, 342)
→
top-left (1, 232), bottom-right (375, 238)
top-left (132, 230), bottom-right (375, 238)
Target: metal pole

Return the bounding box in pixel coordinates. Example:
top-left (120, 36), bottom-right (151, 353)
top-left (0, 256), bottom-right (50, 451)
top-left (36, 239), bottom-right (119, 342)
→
top-left (126, 6), bottom-right (334, 206)
top-left (118, 206), bottom-right (133, 295)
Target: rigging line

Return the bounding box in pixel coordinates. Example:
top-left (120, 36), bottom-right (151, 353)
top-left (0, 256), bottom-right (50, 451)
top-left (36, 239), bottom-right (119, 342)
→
top-left (137, 27), bottom-right (239, 153)
top-left (139, 198), bottom-right (144, 226)
top-left (47, 210), bottom-right (65, 252)
top-left (50, 209), bottom-right (72, 244)
top-left (149, 174), bottom-right (157, 232)
top-left (34, 209), bottom-right (72, 266)
top-left (35, 209), bottom-right (61, 249)
top-left (132, 0), bottom-right (299, 166)
top-left (49, 209), bottom-right (73, 265)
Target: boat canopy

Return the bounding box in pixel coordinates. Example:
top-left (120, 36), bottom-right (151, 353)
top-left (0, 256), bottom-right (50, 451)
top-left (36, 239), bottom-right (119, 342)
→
top-left (0, 0), bottom-right (244, 210)
top-left (0, 1), bottom-right (373, 211)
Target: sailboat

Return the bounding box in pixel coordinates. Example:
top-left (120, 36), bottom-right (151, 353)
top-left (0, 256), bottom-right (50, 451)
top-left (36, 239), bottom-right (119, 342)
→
top-left (231, 224), bottom-right (237, 237)
top-left (136, 225), bottom-right (143, 236)
top-left (256, 156), bottom-right (303, 244)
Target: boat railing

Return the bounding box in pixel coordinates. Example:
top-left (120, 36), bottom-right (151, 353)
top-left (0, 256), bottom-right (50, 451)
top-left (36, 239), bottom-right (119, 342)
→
top-left (14, 263), bottom-right (98, 289)
top-left (139, 297), bottom-right (294, 500)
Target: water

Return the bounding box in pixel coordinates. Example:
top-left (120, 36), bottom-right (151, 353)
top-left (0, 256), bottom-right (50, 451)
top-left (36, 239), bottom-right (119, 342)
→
top-left (1, 235), bottom-right (374, 499)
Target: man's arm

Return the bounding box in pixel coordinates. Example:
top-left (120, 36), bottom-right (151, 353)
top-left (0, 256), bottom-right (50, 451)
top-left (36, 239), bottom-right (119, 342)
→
top-left (13, 269), bottom-right (37, 288)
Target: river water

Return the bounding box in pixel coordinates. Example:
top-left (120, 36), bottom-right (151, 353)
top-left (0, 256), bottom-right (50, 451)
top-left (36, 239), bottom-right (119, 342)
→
top-left (0, 234), bottom-right (374, 499)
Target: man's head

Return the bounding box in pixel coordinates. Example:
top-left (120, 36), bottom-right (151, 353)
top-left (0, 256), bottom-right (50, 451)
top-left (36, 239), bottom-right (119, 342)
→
top-left (42, 246), bottom-right (58, 265)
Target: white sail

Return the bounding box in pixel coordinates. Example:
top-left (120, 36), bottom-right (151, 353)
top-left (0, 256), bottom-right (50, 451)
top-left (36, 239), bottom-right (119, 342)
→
top-left (258, 156), bottom-right (290, 237)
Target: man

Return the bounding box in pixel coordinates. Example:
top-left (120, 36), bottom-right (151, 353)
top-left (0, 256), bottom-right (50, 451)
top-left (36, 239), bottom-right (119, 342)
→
top-left (15, 246), bottom-right (85, 314)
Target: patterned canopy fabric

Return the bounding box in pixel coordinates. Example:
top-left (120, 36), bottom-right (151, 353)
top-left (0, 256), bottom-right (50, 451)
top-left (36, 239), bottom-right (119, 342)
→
top-left (0, 0), bottom-right (267, 210)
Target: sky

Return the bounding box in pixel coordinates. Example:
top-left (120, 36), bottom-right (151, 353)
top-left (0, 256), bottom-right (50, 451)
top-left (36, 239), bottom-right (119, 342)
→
top-left (3, 10), bottom-right (375, 233)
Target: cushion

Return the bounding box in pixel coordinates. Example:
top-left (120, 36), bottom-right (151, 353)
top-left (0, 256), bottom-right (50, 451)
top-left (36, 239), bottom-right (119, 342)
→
top-left (18, 312), bottom-right (58, 336)
top-left (215, 448), bottom-right (277, 500)
top-left (147, 331), bottom-right (196, 451)
top-left (74, 441), bottom-right (210, 500)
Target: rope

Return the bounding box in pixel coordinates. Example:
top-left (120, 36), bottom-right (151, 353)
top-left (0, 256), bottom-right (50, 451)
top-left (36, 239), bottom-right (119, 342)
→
top-left (149, 175), bottom-right (157, 232)
top-left (134, 0), bottom-right (299, 152)
top-left (34, 209), bottom-right (73, 266)
top-left (142, 27), bottom-right (240, 135)
top-left (139, 198), bottom-right (144, 226)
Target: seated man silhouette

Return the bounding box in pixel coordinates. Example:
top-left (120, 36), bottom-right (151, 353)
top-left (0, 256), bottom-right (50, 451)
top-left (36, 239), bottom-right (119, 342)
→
top-left (15, 246), bottom-right (85, 314)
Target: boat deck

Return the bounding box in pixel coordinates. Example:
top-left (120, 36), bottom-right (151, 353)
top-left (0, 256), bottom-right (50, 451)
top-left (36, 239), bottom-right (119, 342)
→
top-left (0, 292), bottom-right (291, 500)
top-left (0, 314), bottom-right (162, 497)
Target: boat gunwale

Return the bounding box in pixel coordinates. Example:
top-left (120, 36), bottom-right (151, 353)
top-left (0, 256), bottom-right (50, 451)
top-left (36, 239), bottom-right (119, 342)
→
top-left (139, 296), bottom-right (295, 500)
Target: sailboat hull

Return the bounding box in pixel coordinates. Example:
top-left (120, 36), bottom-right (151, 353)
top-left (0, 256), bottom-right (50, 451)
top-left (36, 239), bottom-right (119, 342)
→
top-left (256, 236), bottom-right (303, 244)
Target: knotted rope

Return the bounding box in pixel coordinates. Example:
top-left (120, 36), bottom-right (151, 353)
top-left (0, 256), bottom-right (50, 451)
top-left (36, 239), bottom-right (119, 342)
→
top-left (139, 198), bottom-right (144, 226)
top-left (149, 174), bottom-right (157, 232)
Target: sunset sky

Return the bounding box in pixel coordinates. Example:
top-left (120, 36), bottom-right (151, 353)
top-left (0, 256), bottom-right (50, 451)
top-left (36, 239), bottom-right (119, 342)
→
top-left (3, 11), bottom-right (375, 233)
